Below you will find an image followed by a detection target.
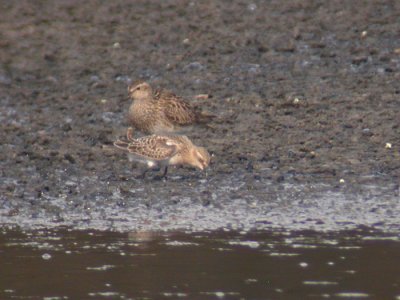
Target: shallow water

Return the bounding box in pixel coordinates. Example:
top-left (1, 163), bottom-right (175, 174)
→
top-left (1, 229), bottom-right (400, 299)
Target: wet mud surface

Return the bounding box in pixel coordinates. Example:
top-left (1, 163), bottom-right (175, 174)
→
top-left (1, 1), bottom-right (400, 232)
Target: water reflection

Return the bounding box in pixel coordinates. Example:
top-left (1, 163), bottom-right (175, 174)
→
top-left (0, 229), bottom-right (399, 299)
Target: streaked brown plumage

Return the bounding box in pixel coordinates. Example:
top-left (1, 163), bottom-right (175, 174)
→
top-left (128, 81), bottom-right (214, 134)
top-left (114, 127), bottom-right (210, 178)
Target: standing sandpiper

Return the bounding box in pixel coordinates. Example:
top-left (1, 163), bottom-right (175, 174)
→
top-left (127, 81), bottom-right (214, 134)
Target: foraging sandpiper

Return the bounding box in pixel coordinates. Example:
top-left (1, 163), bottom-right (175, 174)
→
top-left (114, 128), bottom-right (210, 178)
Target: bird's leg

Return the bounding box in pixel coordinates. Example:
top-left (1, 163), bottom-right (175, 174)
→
top-left (136, 164), bottom-right (155, 179)
top-left (126, 127), bottom-right (135, 141)
top-left (137, 168), bottom-right (150, 179)
top-left (162, 166), bottom-right (168, 178)
top-left (153, 166), bottom-right (168, 181)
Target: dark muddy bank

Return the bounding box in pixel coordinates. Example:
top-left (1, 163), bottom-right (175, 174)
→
top-left (1, 1), bottom-right (399, 231)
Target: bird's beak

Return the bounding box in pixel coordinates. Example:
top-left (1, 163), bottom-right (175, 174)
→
top-left (196, 162), bottom-right (205, 171)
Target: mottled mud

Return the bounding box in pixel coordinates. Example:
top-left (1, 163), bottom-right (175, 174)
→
top-left (1, 1), bottom-right (399, 232)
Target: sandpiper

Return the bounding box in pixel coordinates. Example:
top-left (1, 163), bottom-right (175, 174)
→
top-left (114, 128), bottom-right (210, 178)
top-left (127, 81), bottom-right (214, 134)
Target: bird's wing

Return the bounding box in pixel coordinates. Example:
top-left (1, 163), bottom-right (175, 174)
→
top-left (160, 95), bottom-right (197, 125)
top-left (114, 139), bottom-right (129, 150)
top-left (154, 88), bottom-right (175, 99)
top-left (127, 135), bottom-right (179, 160)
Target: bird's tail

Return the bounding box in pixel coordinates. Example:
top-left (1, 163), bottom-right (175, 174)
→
top-left (196, 111), bottom-right (216, 124)
top-left (126, 127), bottom-right (135, 140)
top-left (114, 140), bottom-right (130, 150)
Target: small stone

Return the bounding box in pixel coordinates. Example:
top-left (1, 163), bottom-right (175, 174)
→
top-left (247, 3), bottom-right (257, 11)
top-left (362, 128), bottom-right (372, 136)
top-left (249, 201), bottom-right (257, 208)
top-left (113, 42), bottom-right (121, 48)
top-left (352, 56), bottom-right (368, 65)
top-left (339, 178), bottom-right (345, 183)
top-left (90, 75), bottom-right (100, 82)
top-left (0, 74), bottom-right (12, 85)
top-left (42, 253), bottom-right (52, 260)
top-left (195, 94), bottom-right (211, 99)
top-left (101, 111), bottom-right (115, 123)
top-left (299, 262), bottom-right (308, 268)
top-left (361, 31), bottom-right (368, 38)
top-left (377, 67), bottom-right (385, 74)
top-left (115, 75), bottom-right (131, 83)
top-left (215, 291), bottom-right (225, 298)
top-left (385, 142), bottom-right (392, 149)
top-left (184, 62), bottom-right (205, 71)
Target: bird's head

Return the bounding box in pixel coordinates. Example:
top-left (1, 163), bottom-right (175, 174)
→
top-left (191, 146), bottom-right (211, 171)
top-left (128, 81), bottom-right (153, 100)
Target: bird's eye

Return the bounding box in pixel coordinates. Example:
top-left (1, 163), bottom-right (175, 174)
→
top-left (137, 87), bottom-right (141, 90)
